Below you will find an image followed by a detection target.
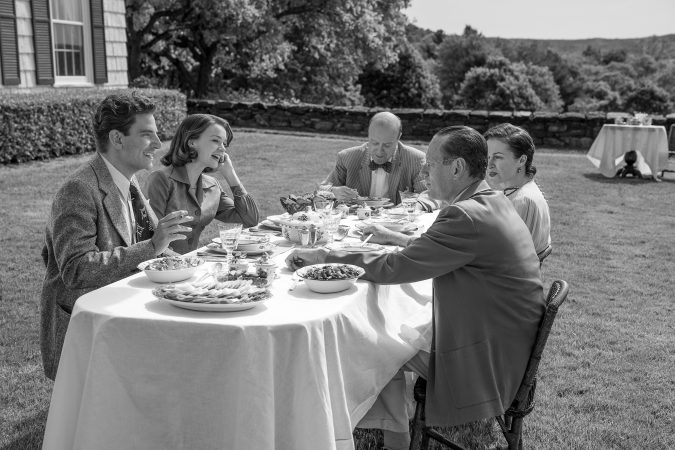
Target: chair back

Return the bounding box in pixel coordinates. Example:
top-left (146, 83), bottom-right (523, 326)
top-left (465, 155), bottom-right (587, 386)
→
top-left (509, 280), bottom-right (568, 412)
top-left (537, 245), bottom-right (552, 264)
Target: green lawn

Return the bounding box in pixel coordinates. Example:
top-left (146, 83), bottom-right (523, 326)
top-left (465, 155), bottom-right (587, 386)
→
top-left (1, 130), bottom-right (674, 449)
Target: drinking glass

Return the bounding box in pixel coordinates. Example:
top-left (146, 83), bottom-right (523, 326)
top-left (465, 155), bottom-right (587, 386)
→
top-left (399, 190), bottom-right (419, 222)
top-left (322, 213), bottom-right (342, 244)
top-left (219, 223), bottom-right (243, 261)
top-left (313, 198), bottom-right (333, 212)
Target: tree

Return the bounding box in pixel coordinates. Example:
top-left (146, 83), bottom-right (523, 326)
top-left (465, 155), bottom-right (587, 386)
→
top-left (358, 43), bottom-right (442, 108)
top-left (457, 57), bottom-right (562, 111)
top-left (568, 80), bottom-right (621, 112)
top-left (126, 0), bottom-right (408, 101)
top-left (601, 49), bottom-right (627, 65)
top-left (435, 26), bottom-right (493, 108)
top-left (623, 82), bottom-right (672, 114)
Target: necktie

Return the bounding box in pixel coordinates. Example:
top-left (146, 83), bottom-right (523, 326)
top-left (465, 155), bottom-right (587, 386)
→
top-left (129, 184), bottom-right (154, 242)
top-left (369, 160), bottom-right (393, 173)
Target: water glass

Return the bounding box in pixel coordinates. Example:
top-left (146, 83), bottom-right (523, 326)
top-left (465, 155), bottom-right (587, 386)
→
top-left (219, 223), bottom-right (243, 256)
top-left (322, 213), bottom-right (342, 244)
top-left (313, 198), bottom-right (333, 212)
top-left (400, 190), bottom-right (419, 222)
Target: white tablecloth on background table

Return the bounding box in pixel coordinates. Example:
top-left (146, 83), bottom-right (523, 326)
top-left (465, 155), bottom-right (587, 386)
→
top-left (42, 214), bottom-right (436, 450)
top-left (586, 124), bottom-right (669, 178)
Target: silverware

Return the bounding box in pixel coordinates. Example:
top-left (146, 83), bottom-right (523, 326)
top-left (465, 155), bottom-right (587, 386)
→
top-left (361, 234), bottom-right (373, 247)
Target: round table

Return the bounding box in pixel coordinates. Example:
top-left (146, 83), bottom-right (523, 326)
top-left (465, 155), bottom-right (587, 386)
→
top-left (42, 215), bottom-right (435, 450)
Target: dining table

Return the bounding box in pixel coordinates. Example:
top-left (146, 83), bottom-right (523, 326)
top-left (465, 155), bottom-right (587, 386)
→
top-left (586, 124), bottom-right (669, 180)
top-left (41, 212), bottom-right (437, 450)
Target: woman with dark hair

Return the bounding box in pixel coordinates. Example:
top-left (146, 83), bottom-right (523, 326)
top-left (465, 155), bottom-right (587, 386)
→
top-left (484, 123), bottom-right (551, 255)
top-left (145, 114), bottom-right (259, 254)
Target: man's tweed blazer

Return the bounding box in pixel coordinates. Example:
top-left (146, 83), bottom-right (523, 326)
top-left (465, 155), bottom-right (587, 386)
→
top-left (323, 142), bottom-right (427, 204)
top-left (40, 153), bottom-right (157, 380)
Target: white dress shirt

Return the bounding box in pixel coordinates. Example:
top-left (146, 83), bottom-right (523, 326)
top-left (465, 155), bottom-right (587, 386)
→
top-left (508, 180), bottom-right (551, 254)
top-left (369, 167), bottom-right (390, 198)
top-left (100, 154), bottom-right (136, 243)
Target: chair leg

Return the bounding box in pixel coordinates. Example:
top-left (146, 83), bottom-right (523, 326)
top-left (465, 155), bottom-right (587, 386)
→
top-left (410, 400), bottom-right (425, 450)
top-left (507, 417), bottom-right (523, 450)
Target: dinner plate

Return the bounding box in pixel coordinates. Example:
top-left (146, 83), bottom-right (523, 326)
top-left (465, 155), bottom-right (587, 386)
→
top-left (266, 214), bottom-right (290, 225)
top-left (160, 297), bottom-right (265, 312)
top-left (208, 241), bottom-right (275, 256)
top-left (355, 221), bottom-right (418, 233)
top-left (327, 242), bottom-right (385, 253)
top-left (259, 220), bottom-right (282, 231)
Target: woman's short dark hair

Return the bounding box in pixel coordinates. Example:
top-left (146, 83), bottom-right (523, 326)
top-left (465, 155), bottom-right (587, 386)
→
top-left (161, 114), bottom-right (233, 168)
top-left (484, 123), bottom-right (537, 177)
top-left (435, 126), bottom-right (488, 179)
top-left (93, 91), bottom-right (156, 152)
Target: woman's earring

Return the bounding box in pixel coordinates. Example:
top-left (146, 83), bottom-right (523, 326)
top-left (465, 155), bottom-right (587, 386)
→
top-left (517, 167), bottom-right (522, 174)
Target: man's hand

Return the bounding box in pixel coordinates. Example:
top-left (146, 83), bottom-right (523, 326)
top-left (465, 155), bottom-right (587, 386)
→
top-left (150, 210), bottom-right (193, 255)
top-left (285, 248), bottom-right (329, 271)
top-left (359, 224), bottom-right (410, 247)
top-left (331, 186), bottom-right (359, 201)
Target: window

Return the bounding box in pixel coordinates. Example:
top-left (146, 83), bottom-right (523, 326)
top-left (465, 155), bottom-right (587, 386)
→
top-left (50, 0), bottom-right (92, 84)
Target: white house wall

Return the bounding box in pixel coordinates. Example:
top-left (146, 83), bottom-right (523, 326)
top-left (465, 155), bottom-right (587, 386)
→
top-left (2, 0), bottom-right (128, 90)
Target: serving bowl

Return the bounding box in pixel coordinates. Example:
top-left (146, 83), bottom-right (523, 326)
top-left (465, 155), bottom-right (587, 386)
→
top-left (295, 263), bottom-right (365, 293)
top-left (280, 221), bottom-right (328, 245)
top-left (138, 257), bottom-right (205, 283)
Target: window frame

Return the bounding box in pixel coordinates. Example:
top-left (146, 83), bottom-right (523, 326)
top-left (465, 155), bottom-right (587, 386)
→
top-left (50, 0), bottom-right (94, 86)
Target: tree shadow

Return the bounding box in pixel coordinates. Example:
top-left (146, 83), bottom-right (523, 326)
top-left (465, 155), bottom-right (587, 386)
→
top-left (1, 409), bottom-right (48, 450)
top-left (582, 172), bottom-right (675, 184)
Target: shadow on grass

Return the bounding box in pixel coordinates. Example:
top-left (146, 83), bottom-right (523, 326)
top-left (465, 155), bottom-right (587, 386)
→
top-left (1, 409), bottom-right (47, 450)
top-left (581, 172), bottom-right (675, 184)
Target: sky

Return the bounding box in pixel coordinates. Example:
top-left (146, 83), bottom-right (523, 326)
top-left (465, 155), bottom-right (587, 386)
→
top-left (403, 0), bottom-right (675, 40)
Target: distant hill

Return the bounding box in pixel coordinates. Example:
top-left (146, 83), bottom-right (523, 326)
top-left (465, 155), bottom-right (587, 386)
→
top-left (405, 24), bottom-right (675, 60)
top-left (487, 35), bottom-right (675, 60)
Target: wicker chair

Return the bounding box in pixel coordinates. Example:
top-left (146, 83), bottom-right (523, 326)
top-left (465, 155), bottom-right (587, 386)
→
top-left (537, 245), bottom-right (552, 265)
top-left (410, 280), bottom-right (569, 450)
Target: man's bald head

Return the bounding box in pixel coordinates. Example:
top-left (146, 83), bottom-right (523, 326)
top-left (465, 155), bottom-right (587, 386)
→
top-left (367, 112), bottom-right (402, 164)
top-left (369, 112), bottom-right (402, 136)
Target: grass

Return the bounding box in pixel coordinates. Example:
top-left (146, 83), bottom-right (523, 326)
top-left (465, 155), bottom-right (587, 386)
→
top-left (1, 130), bottom-right (674, 449)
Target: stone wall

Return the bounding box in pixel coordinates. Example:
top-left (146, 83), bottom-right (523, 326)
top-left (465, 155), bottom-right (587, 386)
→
top-left (189, 99), bottom-right (675, 150)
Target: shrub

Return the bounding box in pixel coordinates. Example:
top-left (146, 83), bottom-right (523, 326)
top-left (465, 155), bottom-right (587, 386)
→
top-left (0, 88), bottom-right (186, 164)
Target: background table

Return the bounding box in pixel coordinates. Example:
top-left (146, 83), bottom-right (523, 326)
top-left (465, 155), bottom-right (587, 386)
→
top-left (42, 215), bottom-right (436, 450)
top-left (586, 124), bottom-right (669, 178)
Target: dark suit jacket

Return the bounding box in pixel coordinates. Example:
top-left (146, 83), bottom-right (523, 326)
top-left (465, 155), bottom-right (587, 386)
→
top-left (323, 142), bottom-right (428, 205)
top-left (40, 154), bottom-right (157, 380)
top-left (326, 180), bottom-right (544, 426)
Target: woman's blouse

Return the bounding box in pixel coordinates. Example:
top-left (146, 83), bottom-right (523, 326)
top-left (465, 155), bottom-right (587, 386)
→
top-left (507, 180), bottom-right (551, 255)
top-left (146, 165), bottom-right (260, 254)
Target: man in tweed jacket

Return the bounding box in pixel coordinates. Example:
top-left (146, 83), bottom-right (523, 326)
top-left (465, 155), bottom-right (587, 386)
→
top-left (40, 92), bottom-right (192, 380)
top-left (322, 112), bottom-right (438, 210)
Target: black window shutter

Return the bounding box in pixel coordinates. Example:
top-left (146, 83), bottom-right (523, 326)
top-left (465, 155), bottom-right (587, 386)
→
top-left (31, 0), bottom-right (54, 85)
top-left (90, 0), bottom-right (107, 84)
top-left (0, 0), bottom-right (21, 85)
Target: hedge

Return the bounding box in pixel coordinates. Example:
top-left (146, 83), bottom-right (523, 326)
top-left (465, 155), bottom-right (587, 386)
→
top-left (0, 88), bottom-right (186, 164)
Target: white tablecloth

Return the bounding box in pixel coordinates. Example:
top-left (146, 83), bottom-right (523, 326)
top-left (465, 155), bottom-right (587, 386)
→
top-left (586, 124), bottom-right (669, 178)
top-left (42, 215), bottom-right (436, 450)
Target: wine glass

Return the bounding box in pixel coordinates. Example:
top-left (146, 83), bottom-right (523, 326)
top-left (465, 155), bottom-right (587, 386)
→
top-left (219, 223), bottom-right (243, 263)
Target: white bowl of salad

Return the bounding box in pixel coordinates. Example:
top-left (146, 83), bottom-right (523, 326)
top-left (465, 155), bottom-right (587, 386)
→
top-left (294, 263), bottom-right (365, 294)
top-left (137, 256), bottom-right (204, 283)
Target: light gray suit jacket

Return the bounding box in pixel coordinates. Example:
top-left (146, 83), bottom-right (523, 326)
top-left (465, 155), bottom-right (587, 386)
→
top-left (326, 181), bottom-right (545, 426)
top-left (40, 153), bottom-right (157, 380)
top-left (323, 142), bottom-right (428, 205)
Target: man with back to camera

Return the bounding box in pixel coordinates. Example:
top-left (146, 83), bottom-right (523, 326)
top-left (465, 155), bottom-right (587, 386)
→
top-left (288, 126), bottom-right (545, 450)
top-left (40, 91), bottom-right (193, 380)
top-left (322, 111), bottom-right (439, 211)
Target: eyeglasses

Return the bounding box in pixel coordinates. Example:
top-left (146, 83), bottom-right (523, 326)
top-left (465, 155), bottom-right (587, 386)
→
top-left (424, 157), bottom-right (456, 170)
